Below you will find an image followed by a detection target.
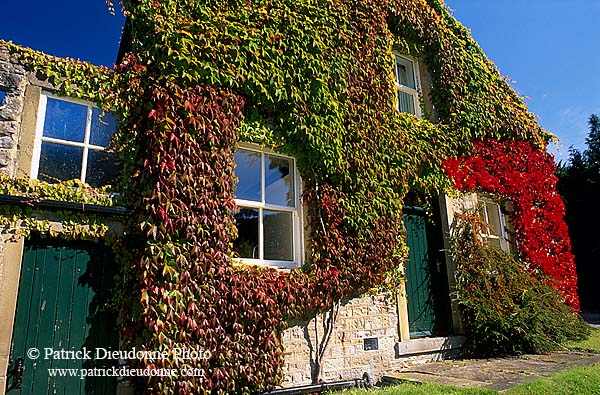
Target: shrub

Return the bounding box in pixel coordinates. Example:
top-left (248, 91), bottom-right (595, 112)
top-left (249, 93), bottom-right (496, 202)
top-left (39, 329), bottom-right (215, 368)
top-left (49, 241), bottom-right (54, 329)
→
top-left (451, 212), bottom-right (589, 357)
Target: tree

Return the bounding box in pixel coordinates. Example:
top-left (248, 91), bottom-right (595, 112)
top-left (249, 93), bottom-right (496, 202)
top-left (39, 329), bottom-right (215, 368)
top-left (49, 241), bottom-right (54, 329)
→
top-left (584, 114), bottom-right (600, 173)
top-left (557, 114), bottom-right (600, 313)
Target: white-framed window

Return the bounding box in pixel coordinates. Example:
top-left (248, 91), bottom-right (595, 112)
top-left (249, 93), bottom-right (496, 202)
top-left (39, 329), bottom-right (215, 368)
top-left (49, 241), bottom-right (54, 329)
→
top-left (233, 145), bottom-right (303, 269)
top-left (32, 93), bottom-right (118, 188)
top-left (478, 196), bottom-right (513, 253)
top-left (393, 54), bottom-right (421, 116)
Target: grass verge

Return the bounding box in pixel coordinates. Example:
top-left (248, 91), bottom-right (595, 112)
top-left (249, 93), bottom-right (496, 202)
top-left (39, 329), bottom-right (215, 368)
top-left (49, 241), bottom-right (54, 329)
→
top-left (564, 327), bottom-right (600, 352)
top-left (331, 363), bottom-right (600, 395)
top-left (505, 363), bottom-right (600, 395)
top-left (330, 383), bottom-right (495, 395)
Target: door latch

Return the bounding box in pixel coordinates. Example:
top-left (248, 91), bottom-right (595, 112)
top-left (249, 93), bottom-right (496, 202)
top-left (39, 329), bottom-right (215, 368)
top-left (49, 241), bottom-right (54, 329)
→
top-left (13, 357), bottom-right (25, 389)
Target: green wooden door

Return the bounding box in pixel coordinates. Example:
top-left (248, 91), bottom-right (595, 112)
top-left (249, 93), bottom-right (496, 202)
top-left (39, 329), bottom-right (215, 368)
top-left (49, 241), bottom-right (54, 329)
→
top-left (403, 207), bottom-right (435, 337)
top-left (6, 239), bottom-right (118, 395)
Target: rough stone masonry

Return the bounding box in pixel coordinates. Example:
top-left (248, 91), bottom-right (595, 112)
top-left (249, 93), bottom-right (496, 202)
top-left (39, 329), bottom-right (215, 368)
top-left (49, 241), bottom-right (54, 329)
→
top-left (0, 46), bottom-right (27, 176)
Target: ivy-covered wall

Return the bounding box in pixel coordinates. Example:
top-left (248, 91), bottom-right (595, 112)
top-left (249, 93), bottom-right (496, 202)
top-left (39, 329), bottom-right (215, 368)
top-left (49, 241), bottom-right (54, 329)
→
top-left (0, 0), bottom-right (579, 393)
top-left (0, 44), bottom-right (126, 395)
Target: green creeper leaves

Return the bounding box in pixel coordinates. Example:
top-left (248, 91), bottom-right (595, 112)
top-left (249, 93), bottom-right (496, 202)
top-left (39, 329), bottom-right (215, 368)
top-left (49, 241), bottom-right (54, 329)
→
top-left (0, 0), bottom-right (561, 392)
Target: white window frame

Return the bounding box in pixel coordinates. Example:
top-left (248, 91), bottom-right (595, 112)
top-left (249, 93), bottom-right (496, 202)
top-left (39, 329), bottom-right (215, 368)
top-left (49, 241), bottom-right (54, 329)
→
top-left (32, 92), bottom-right (113, 185)
top-left (393, 54), bottom-right (422, 117)
top-left (233, 144), bottom-right (304, 270)
top-left (478, 196), bottom-right (512, 253)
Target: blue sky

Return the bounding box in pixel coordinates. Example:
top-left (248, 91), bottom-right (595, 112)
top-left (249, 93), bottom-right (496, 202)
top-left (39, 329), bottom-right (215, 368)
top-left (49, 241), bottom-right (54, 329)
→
top-left (1, 1), bottom-right (598, 161)
top-left (0, 1), bottom-right (124, 67)
top-left (446, 0), bottom-right (600, 161)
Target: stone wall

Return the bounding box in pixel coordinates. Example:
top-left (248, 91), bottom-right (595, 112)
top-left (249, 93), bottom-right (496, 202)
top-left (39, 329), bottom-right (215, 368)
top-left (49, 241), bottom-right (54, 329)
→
top-left (0, 46), bottom-right (27, 177)
top-left (282, 292), bottom-right (402, 386)
top-left (281, 290), bottom-right (466, 388)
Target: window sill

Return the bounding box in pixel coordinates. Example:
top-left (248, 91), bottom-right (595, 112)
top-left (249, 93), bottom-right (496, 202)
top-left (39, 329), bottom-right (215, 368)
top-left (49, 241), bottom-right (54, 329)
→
top-left (231, 258), bottom-right (300, 271)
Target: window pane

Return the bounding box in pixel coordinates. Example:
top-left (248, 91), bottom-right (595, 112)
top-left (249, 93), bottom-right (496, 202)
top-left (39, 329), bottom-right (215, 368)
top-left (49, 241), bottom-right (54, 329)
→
top-left (265, 155), bottom-right (294, 207)
top-left (485, 202), bottom-right (502, 236)
top-left (398, 91), bottom-right (416, 114)
top-left (86, 149), bottom-right (118, 187)
top-left (485, 237), bottom-right (502, 250)
top-left (90, 108), bottom-right (117, 147)
top-left (263, 210), bottom-right (293, 261)
top-left (395, 57), bottom-right (416, 89)
top-left (234, 208), bottom-right (259, 259)
top-left (38, 141), bottom-right (83, 183)
top-left (43, 98), bottom-right (87, 142)
top-left (234, 150), bottom-right (261, 202)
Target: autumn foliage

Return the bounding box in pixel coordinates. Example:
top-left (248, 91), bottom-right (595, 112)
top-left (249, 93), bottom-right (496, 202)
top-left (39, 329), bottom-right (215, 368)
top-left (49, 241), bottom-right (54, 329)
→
top-left (443, 140), bottom-right (579, 308)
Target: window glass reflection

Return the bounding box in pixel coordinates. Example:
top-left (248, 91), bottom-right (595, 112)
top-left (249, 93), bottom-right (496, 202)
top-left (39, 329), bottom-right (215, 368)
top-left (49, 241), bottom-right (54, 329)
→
top-left (43, 98), bottom-right (87, 142)
top-left (234, 208), bottom-right (259, 259)
top-left (234, 150), bottom-right (261, 202)
top-left (86, 149), bottom-right (118, 187)
top-left (263, 210), bottom-right (293, 261)
top-left (265, 155), bottom-right (294, 207)
top-left (90, 108), bottom-right (117, 147)
top-left (395, 57), bottom-right (416, 89)
top-left (398, 91), bottom-right (416, 115)
top-left (38, 141), bottom-right (83, 183)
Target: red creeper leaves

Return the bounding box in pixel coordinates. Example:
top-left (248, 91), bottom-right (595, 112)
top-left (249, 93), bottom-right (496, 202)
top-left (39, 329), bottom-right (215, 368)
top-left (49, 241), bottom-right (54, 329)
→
top-left (443, 139), bottom-right (579, 309)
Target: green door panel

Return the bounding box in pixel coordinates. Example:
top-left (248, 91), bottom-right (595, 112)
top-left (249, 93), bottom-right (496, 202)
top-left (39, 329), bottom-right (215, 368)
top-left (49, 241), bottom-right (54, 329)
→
top-left (6, 239), bottom-right (118, 395)
top-left (403, 208), bottom-right (435, 337)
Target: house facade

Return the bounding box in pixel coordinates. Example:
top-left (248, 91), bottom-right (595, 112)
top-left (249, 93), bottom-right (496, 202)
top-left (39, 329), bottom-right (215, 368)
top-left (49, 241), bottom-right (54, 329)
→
top-left (0, 1), bottom-right (578, 394)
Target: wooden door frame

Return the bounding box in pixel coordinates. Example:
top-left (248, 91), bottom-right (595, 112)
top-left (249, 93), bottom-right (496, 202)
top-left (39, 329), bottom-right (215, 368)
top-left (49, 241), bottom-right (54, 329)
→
top-left (0, 237), bottom-right (26, 395)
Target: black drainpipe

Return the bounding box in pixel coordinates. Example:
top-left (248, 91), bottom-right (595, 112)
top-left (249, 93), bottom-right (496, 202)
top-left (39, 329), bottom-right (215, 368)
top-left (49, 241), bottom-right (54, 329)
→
top-left (0, 194), bottom-right (129, 216)
top-left (259, 373), bottom-right (373, 395)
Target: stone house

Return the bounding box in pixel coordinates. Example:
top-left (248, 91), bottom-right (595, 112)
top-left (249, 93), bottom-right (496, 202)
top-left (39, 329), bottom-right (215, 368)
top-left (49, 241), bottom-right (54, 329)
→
top-left (0, 1), bottom-right (577, 394)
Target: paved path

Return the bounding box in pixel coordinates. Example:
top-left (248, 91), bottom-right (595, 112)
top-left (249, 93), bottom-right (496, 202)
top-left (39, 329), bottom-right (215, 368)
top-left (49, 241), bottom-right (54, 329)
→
top-left (383, 351), bottom-right (600, 391)
top-left (582, 313), bottom-right (600, 329)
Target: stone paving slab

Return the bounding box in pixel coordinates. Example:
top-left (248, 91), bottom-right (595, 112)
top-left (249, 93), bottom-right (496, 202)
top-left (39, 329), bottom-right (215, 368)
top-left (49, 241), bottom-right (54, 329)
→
top-left (383, 351), bottom-right (600, 391)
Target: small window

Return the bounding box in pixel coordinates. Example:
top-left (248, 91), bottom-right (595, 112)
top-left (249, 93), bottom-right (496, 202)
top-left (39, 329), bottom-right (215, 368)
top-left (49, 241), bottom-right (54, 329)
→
top-left (478, 197), bottom-right (512, 253)
top-left (33, 94), bottom-right (118, 187)
top-left (0, 90), bottom-right (6, 109)
top-left (233, 146), bottom-right (302, 269)
top-left (393, 55), bottom-right (421, 116)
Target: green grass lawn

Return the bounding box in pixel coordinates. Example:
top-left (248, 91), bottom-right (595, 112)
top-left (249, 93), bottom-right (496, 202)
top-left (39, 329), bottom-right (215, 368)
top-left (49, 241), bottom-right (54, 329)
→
top-left (330, 383), bottom-right (496, 395)
top-left (506, 363), bottom-right (600, 395)
top-left (330, 328), bottom-right (600, 395)
top-left (564, 327), bottom-right (600, 353)
top-left (332, 364), bottom-right (600, 395)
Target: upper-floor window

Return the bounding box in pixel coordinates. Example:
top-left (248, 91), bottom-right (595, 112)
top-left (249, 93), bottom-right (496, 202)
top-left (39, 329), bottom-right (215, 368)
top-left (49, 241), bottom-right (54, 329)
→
top-left (33, 94), bottom-right (118, 188)
top-left (478, 197), bottom-right (513, 253)
top-left (393, 55), bottom-right (421, 116)
top-left (233, 146), bottom-right (303, 269)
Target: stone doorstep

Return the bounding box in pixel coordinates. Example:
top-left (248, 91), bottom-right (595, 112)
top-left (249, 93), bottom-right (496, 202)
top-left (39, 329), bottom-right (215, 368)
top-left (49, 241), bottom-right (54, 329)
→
top-left (395, 336), bottom-right (466, 357)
